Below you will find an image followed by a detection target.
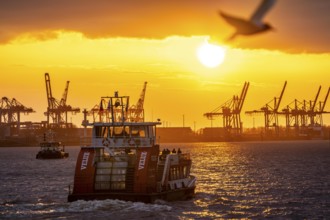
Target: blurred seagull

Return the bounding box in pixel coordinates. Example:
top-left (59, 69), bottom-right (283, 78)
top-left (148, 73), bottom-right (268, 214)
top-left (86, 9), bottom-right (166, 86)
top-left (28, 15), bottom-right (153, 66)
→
top-left (220, 0), bottom-right (277, 41)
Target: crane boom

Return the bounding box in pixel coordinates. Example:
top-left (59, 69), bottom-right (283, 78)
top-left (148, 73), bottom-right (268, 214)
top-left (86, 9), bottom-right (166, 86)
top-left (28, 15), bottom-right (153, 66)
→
top-left (136, 82), bottom-right (147, 109)
top-left (275, 81), bottom-right (287, 111)
top-left (320, 87), bottom-right (330, 112)
top-left (45, 73), bottom-right (54, 109)
top-left (311, 86), bottom-right (321, 111)
top-left (60, 81), bottom-right (70, 106)
top-left (238, 82), bottom-right (249, 112)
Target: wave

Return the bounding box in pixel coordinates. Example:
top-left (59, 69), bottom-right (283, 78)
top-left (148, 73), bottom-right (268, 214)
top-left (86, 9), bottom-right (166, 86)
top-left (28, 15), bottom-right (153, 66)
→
top-left (59, 199), bottom-right (172, 213)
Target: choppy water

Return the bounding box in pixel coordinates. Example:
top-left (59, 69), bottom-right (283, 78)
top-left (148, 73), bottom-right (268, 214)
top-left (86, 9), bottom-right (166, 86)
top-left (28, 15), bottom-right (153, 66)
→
top-left (1, 140), bottom-right (330, 219)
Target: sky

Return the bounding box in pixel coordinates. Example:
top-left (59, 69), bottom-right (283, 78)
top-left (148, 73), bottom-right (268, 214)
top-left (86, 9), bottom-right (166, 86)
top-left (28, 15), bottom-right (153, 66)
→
top-left (1, 0), bottom-right (330, 130)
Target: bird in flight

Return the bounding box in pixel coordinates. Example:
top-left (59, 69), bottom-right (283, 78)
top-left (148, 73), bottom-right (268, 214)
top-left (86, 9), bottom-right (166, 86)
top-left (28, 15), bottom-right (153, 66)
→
top-left (220, 0), bottom-right (277, 41)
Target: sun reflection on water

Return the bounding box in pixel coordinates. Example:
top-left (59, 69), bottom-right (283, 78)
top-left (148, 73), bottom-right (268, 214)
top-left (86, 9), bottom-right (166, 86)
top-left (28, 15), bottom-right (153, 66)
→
top-left (1, 142), bottom-right (330, 219)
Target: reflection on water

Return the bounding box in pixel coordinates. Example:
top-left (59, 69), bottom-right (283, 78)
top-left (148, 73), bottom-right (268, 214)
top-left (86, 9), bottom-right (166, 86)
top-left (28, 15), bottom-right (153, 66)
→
top-left (187, 141), bottom-right (330, 219)
top-left (1, 140), bottom-right (330, 219)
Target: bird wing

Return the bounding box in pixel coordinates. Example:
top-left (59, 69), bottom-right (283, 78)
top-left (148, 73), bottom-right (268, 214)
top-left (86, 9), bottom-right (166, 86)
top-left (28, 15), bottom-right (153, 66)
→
top-left (225, 33), bottom-right (238, 42)
top-left (250, 0), bottom-right (277, 26)
top-left (219, 11), bottom-right (249, 29)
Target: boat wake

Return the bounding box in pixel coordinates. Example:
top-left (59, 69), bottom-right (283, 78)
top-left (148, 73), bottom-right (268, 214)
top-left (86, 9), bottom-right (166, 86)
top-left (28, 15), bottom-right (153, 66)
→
top-left (62, 199), bottom-right (172, 213)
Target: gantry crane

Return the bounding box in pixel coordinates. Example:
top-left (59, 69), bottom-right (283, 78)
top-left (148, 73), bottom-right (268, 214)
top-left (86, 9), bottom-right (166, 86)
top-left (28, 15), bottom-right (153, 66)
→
top-left (246, 81), bottom-right (287, 136)
top-left (282, 99), bottom-right (304, 135)
top-left (204, 82), bottom-right (249, 137)
top-left (0, 97), bottom-right (35, 135)
top-left (44, 73), bottom-right (80, 128)
top-left (281, 85), bottom-right (326, 137)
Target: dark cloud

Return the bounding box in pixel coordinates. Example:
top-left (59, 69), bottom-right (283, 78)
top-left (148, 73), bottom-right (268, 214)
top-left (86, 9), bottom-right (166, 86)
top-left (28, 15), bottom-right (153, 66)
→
top-left (0, 0), bottom-right (329, 52)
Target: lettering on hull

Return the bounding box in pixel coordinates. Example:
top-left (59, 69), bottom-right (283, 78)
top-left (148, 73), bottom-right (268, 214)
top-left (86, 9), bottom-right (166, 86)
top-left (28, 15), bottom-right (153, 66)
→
top-left (81, 152), bottom-right (90, 170)
top-left (138, 152), bottom-right (147, 170)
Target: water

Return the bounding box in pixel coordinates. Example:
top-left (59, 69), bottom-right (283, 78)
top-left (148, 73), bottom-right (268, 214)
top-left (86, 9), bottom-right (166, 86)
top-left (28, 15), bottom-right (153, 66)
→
top-left (1, 140), bottom-right (330, 219)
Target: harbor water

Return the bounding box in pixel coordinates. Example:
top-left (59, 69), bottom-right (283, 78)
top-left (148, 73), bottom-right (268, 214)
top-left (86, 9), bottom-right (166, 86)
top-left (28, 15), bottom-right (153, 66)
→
top-left (1, 140), bottom-right (330, 219)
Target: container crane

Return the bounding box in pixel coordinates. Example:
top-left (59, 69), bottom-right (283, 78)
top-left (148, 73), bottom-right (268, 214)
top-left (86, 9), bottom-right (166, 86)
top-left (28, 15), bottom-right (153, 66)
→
top-left (0, 97), bottom-right (35, 135)
top-left (44, 73), bottom-right (80, 128)
top-left (246, 81), bottom-right (287, 136)
top-left (281, 85), bottom-right (325, 137)
top-left (282, 99), bottom-right (304, 135)
top-left (204, 82), bottom-right (249, 137)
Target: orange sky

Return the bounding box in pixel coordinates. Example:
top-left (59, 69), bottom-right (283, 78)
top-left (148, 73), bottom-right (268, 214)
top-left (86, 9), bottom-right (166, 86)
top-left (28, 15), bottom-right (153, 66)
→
top-left (1, 0), bottom-right (329, 52)
top-left (1, 1), bottom-right (329, 129)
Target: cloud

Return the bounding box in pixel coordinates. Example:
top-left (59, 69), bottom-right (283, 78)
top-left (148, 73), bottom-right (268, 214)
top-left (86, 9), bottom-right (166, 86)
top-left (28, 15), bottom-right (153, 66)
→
top-left (0, 0), bottom-right (212, 41)
top-left (1, 0), bottom-right (330, 52)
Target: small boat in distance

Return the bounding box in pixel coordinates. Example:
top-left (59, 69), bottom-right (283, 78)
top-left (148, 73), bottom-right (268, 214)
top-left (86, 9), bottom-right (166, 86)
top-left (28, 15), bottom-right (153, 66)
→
top-left (68, 89), bottom-right (196, 203)
top-left (36, 131), bottom-right (69, 159)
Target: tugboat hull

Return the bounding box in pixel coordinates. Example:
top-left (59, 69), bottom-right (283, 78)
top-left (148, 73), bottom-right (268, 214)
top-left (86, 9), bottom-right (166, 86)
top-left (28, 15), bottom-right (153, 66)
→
top-left (68, 146), bottom-right (196, 203)
top-left (36, 151), bottom-right (69, 159)
top-left (68, 186), bottom-right (195, 203)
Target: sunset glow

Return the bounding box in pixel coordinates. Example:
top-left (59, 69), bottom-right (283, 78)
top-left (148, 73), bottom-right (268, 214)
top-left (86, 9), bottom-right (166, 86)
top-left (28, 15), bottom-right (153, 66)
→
top-left (0, 0), bottom-right (330, 129)
top-left (197, 41), bottom-right (226, 68)
top-left (1, 30), bottom-right (329, 129)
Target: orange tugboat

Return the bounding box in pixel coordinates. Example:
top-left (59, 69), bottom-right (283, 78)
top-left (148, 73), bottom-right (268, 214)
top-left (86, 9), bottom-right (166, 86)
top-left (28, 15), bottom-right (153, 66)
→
top-left (68, 89), bottom-right (196, 203)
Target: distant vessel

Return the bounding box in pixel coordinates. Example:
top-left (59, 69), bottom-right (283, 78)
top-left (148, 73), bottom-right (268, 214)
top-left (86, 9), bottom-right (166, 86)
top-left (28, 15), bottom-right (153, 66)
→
top-left (36, 131), bottom-right (69, 159)
top-left (68, 91), bottom-right (196, 203)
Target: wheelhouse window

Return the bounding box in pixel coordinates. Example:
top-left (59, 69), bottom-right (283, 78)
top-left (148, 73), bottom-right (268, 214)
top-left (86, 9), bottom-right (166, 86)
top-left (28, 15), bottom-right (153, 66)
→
top-left (95, 125), bottom-right (155, 138)
top-left (112, 126), bottom-right (130, 137)
top-left (95, 126), bottom-right (113, 138)
top-left (150, 125), bottom-right (156, 138)
top-left (102, 127), bottom-right (108, 138)
top-left (169, 165), bottom-right (189, 180)
top-left (94, 126), bottom-right (102, 138)
top-left (131, 126), bottom-right (147, 137)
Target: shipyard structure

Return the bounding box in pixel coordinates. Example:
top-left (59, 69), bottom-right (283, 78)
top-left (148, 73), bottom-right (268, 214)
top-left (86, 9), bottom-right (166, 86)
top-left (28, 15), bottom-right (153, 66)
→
top-left (203, 81), bottom-right (330, 141)
top-left (1, 75), bottom-right (329, 146)
top-left (0, 73), bottom-right (83, 146)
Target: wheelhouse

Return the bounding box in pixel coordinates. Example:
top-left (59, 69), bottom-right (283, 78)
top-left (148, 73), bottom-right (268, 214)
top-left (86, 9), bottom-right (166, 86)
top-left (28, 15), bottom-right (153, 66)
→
top-left (90, 122), bottom-right (159, 148)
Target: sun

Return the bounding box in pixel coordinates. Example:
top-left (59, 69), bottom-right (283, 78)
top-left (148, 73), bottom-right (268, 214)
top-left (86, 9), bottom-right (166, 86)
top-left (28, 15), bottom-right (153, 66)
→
top-left (197, 41), bottom-right (226, 68)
